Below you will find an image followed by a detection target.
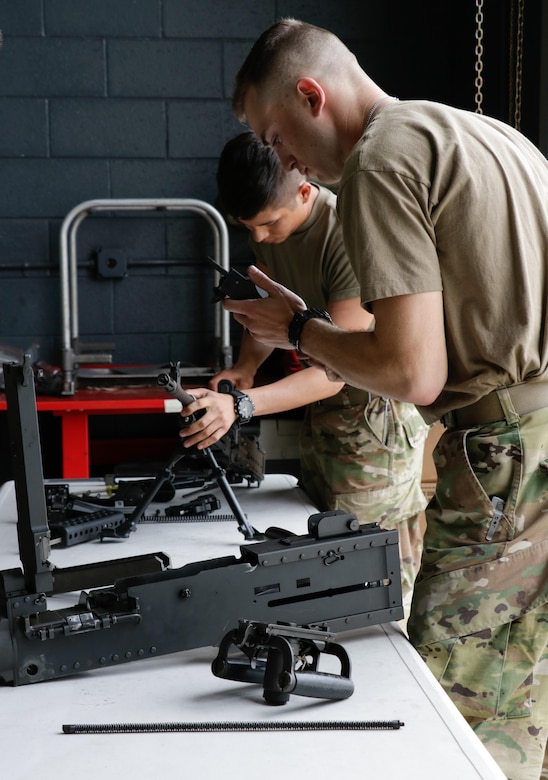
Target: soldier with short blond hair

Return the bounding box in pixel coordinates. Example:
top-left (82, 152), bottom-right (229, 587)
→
top-left (224, 18), bottom-right (548, 780)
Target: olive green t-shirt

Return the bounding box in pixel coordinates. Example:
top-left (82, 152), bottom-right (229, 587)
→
top-left (251, 184), bottom-right (360, 307)
top-left (338, 100), bottom-right (548, 422)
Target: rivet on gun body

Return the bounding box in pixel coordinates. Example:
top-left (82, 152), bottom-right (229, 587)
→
top-left (180, 588), bottom-right (191, 599)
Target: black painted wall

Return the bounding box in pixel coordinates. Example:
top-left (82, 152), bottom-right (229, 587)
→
top-left (0, 0), bottom-right (544, 374)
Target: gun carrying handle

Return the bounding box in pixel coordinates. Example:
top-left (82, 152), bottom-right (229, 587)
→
top-left (290, 670), bottom-right (355, 700)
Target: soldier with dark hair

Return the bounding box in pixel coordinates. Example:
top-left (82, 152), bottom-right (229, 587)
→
top-left (180, 131), bottom-right (428, 619)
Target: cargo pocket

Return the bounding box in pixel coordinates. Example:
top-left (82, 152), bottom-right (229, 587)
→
top-left (426, 619), bottom-right (535, 721)
top-left (362, 396), bottom-right (395, 449)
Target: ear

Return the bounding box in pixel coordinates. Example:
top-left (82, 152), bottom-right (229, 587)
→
top-left (296, 77), bottom-right (325, 116)
top-left (298, 180), bottom-right (313, 203)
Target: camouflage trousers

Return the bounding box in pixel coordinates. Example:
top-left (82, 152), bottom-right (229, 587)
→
top-left (408, 406), bottom-right (548, 780)
top-left (299, 388), bottom-right (428, 618)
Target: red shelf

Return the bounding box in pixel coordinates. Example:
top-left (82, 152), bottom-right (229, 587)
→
top-left (0, 386), bottom-right (186, 478)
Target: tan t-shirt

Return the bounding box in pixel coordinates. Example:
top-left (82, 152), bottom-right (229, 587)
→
top-left (338, 100), bottom-right (548, 422)
top-left (251, 184), bottom-right (360, 307)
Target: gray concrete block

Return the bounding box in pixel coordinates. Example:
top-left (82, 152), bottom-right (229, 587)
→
top-left (223, 40), bottom-right (256, 99)
top-left (166, 216), bottom-right (218, 259)
top-left (110, 159), bottom-right (218, 203)
top-left (112, 271), bottom-right (207, 334)
top-left (276, 1), bottom-right (383, 38)
top-left (108, 40), bottom-right (222, 98)
top-left (0, 160), bottom-right (109, 217)
top-left (44, 0), bottom-right (161, 36)
top-left (0, 219), bottom-right (50, 265)
top-left (74, 275), bottom-right (116, 334)
top-left (50, 99), bottom-right (166, 157)
top-left (74, 216), bottom-right (169, 265)
top-left (0, 0), bottom-right (43, 35)
top-left (168, 99), bottom-right (240, 158)
top-left (103, 332), bottom-right (172, 365)
top-left (0, 276), bottom-right (61, 337)
top-left (0, 38), bottom-right (105, 97)
top-left (0, 99), bottom-right (48, 156)
top-left (163, 0), bottom-right (274, 38)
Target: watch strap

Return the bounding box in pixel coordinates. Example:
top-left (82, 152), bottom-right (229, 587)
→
top-left (227, 389), bottom-right (255, 424)
top-left (288, 308), bottom-right (333, 355)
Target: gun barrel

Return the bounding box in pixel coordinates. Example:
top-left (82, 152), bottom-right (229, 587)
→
top-left (157, 374), bottom-right (195, 407)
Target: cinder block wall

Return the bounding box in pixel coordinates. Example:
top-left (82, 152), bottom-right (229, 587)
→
top-left (0, 0), bottom-right (483, 370)
top-left (0, 0), bottom-right (543, 372)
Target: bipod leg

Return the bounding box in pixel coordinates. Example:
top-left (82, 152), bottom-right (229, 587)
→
top-left (201, 448), bottom-right (263, 540)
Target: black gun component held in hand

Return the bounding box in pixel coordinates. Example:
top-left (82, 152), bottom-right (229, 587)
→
top-left (208, 256), bottom-right (268, 302)
top-left (156, 370), bottom-right (261, 540)
top-left (0, 356), bottom-right (403, 687)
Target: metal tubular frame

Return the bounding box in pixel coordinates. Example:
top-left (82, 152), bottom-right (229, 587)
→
top-left (59, 198), bottom-right (231, 395)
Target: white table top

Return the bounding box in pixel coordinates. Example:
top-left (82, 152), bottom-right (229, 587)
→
top-left (0, 474), bottom-right (505, 780)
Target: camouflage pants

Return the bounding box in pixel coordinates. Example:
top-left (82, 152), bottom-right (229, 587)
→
top-left (299, 389), bottom-right (428, 618)
top-left (408, 406), bottom-right (548, 780)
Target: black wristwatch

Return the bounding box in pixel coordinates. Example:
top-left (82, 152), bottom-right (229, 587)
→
top-left (288, 308), bottom-right (333, 354)
top-left (227, 390), bottom-right (255, 424)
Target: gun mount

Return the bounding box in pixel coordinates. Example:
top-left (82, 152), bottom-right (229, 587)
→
top-left (0, 357), bottom-right (403, 686)
top-left (212, 620), bottom-right (354, 705)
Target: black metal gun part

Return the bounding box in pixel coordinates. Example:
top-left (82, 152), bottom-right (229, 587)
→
top-left (212, 620), bottom-right (354, 705)
top-left (208, 256), bottom-right (267, 302)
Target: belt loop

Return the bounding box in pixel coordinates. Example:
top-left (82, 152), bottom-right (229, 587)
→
top-left (495, 387), bottom-right (520, 425)
top-left (440, 411), bottom-right (455, 429)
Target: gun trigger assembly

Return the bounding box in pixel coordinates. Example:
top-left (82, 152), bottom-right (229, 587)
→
top-left (212, 619), bottom-right (354, 705)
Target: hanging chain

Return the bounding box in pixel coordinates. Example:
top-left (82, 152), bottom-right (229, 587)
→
top-left (474, 0), bottom-right (485, 114)
top-left (513, 0), bottom-right (524, 130)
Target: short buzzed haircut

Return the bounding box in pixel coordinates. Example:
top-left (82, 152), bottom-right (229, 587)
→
top-left (216, 131), bottom-right (302, 221)
top-left (232, 18), bottom-right (351, 121)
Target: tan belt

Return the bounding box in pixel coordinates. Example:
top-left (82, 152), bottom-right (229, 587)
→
top-left (441, 381), bottom-right (548, 429)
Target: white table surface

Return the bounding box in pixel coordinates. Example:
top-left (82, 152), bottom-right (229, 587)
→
top-left (0, 474), bottom-right (505, 780)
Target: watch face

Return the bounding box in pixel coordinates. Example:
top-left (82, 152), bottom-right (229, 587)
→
top-left (237, 396), bottom-right (254, 421)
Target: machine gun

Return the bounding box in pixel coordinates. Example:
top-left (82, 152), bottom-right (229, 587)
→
top-left (0, 357), bottom-right (403, 686)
